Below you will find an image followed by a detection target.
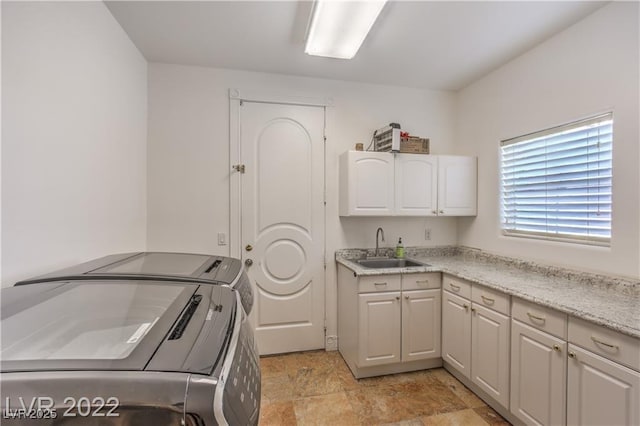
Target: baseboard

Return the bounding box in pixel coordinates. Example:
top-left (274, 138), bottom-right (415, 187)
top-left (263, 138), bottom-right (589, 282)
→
top-left (342, 353), bottom-right (443, 379)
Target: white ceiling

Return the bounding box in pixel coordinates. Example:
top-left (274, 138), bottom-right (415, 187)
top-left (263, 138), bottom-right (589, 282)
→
top-left (105, 1), bottom-right (607, 91)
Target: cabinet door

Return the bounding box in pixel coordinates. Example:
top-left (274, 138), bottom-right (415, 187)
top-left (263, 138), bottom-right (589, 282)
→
top-left (567, 344), bottom-right (640, 426)
top-left (442, 290), bottom-right (471, 379)
top-left (437, 156), bottom-right (477, 216)
top-left (358, 292), bottom-right (401, 367)
top-left (394, 154), bottom-right (437, 216)
top-left (341, 151), bottom-right (394, 216)
top-left (471, 304), bottom-right (510, 409)
top-left (402, 289), bottom-right (441, 362)
top-left (511, 320), bottom-right (566, 425)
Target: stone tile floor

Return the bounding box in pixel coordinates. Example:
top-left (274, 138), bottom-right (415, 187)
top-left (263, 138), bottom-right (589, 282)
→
top-left (259, 350), bottom-right (511, 425)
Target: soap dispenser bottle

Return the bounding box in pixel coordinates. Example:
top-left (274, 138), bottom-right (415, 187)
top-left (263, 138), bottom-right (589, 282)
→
top-left (396, 238), bottom-right (405, 259)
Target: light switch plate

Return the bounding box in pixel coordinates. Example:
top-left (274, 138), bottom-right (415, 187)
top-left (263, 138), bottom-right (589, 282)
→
top-left (217, 232), bottom-right (227, 246)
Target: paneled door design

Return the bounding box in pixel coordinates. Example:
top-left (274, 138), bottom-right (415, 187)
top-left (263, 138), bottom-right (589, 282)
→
top-left (239, 101), bottom-right (325, 355)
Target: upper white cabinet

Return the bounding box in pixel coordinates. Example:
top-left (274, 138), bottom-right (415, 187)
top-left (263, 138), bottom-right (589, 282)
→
top-left (395, 154), bottom-right (438, 216)
top-left (339, 151), bottom-right (395, 216)
top-left (339, 151), bottom-right (477, 216)
top-left (438, 155), bottom-right (478, 216)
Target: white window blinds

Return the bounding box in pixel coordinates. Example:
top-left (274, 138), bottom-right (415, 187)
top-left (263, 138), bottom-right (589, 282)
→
top-left (500, 113), bottom-right (613, 246)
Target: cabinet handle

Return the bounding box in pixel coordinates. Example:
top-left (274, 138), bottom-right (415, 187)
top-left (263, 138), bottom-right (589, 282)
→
top-left (449, 283), bottom-right (461, 292)
top-left (553, 344), bottom-right (561, 352)
top-left (591, 336), bottom-right (619, 350)
top-left (481, 295), bottom-right (495, 304)
top-left (416, 279), bottom-right (429, 284)
top-left (526, 312), bottom-right (546, 323)
top-left (374, 282), bottom-right (387, 287)
top-left (568, 352), bottom-right (576, 359)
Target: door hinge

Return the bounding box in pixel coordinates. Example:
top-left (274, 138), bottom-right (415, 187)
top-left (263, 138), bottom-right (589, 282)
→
top-left (233, 164), bottom-right (246, 173)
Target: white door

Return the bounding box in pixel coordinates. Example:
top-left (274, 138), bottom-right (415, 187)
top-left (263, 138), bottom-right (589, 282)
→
top-left (240, 101), bottom-right (325, 355)
top-left (402, 289), bottom-right (441, 362)
top-left (358, 292), bottom-right (401, 367)
top-left (510, 320), bottom-right (567, 426)
top-left (395, 154), bottom-right (438, 216)
top-left (567, 344), bottom-right (640, 426)
top-left (442, 290), bottom-right (472, 378)
top-left (471, 304), bottom-right (510, 409)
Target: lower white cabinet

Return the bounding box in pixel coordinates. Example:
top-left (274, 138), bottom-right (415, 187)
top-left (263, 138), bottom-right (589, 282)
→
top-left (442, 279), bottom-right (511, 410)
top-left (341, 264), bottom-right (640, 425)
top-left (338, 265), bottom-right (442, 378)
top-left (567, 344), bottom-right (640, 426)
top-left (442, 290), bottom-right (472, 377)
top-left (471, 304), bottom-right (510, 408)
top-left (358, 291), bottom-right (401, 367)
top-left (402, 289), bottom-right (441, 362)
top-left (511, 320), bottom-right (567, 425)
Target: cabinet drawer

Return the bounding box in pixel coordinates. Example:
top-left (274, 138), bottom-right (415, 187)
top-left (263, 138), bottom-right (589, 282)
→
top-left (443, 275), bottom-right (471, 299)
top-left (569, 317), bottom-right (640, 371)
top-left (402, 272), bottom-right (441, 291)
top-left (471, 285), bottom-right (510, 315)
top-left (358, 274), bottom-right (401, 293)
top-left (512, 298), bottom-right (567, 339)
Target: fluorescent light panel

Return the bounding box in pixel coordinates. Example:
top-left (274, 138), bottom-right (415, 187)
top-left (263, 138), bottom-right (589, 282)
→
top-left (305, 0), bottom-right (387, 59)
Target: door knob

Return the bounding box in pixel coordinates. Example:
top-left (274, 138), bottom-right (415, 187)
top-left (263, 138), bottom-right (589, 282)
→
top-left (245, 259), bottom-right (253, 267)
top-left (245, 244), bottom-right (253, 252)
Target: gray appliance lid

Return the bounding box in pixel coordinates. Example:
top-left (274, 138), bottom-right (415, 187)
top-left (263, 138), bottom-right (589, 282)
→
top-left (92, 252), bottom-right (211, 276)
top-left (15, 252), bottom-right (243, 286)
top-left (1, 280), bottom-right (197, 373)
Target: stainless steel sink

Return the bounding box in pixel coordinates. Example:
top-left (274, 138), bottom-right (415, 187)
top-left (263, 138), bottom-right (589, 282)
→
top-left (356, 259), bottom-right (429, 269)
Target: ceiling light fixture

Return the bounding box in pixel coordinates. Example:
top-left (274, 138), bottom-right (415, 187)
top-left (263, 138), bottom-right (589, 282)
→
top-left (305, 0), bottom-right (387, 59)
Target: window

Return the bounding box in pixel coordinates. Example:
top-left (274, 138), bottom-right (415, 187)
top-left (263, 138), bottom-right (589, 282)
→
top-left (500, 113), bottom-right (613, 246)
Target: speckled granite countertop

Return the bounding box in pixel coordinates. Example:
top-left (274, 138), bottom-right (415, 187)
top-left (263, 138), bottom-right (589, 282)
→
top-left (336, 247), bottom-right (640, 339)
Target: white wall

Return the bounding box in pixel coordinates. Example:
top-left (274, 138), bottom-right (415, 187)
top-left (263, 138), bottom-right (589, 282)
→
top-left (147, 64), bottom-right (458, 254)
top-left (1, 2), bottom-right (148, 286)
top-left (147, 63), bottom-right (457, 341)
top-left (455, 2), bottom-right (639, 279)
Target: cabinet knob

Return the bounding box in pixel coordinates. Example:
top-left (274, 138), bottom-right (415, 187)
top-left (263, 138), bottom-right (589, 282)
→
top-left (553, 344), bottom-right (561, 352)
top-left (463, 304), bottom-right (469, 311)
top-left (568, 352), bottom-right (576, 359)
top-left (471, 307), bottom-right (476, 313)
top-left (395, 296), bottom-right (400, 301)
top-left (432, 210), bottom-right (437, 215)
top-left (439, 210), bottom-right (444, 214)
top-left (405, 295), bottom-right (410, 300)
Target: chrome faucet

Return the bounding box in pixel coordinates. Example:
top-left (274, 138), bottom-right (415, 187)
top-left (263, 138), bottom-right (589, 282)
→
top-left (375, 227), bottom-right (385, 257)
